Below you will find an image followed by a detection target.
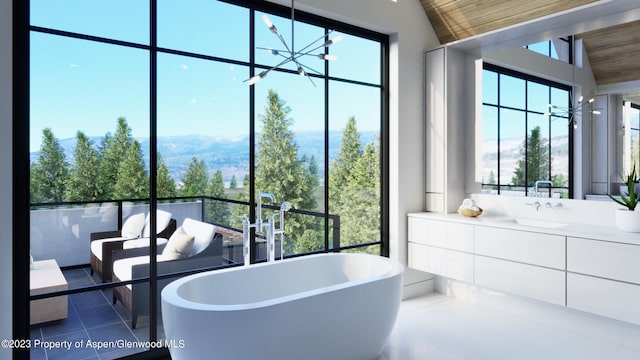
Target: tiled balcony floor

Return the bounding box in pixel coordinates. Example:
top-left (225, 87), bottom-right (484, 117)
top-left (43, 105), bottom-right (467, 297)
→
top-left (30, 267), bottom-right (162, 360)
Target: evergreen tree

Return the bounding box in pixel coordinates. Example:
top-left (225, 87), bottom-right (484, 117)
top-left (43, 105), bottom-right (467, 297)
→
top-left (329, 117), bottom-right (362, 212)
top-left (112, 140), bottom-right (149, 199)
top-left (157, 153), bottom-right (177, 198)
top-left (65, 131), bottom-right (100, 201)
top-left (512, 126), bottom-right (550, 187)
top-left (99, 117), bottom-right (133, 199)
top-left (30, 162), bottom-right (44, 203)
top-left (229, 175), bottom-right (238, 189)
top-left (31, 128), bottom-right (68, 203)
top-left (206, 170), bottom-right (230, 224)
top-left (181, 156), bottom-right (208, 197)
top-left (255, 90), bottom-right (318, 253)
top-left (339, 141), bottom-right (380, 252)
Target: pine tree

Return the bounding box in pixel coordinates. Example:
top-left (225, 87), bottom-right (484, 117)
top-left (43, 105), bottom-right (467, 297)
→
top-left (99, 117), bottom-right (133, 200)
top-left (206, 170), bottom-right (230, 224)
top-left (329, 117), bottom-right (362, 212)
top-left (65, 131), bottom-right (100, 201)
top-left (512, 126), bottom-right (550, 187)
top-left (339, 141), bottom-right (380, 251)
top-left (157, 153), bottom-right (177, 198)
top-left (181, 157), bottom-right (208, 197)
top-left (229, 175), bottom-right (238, 189)
top-left (31, 128), bottom-right (69, 203)
top-left (112, 140), bottom-right (149, 199)
top-left (255, 90), bottom-right (318, 253)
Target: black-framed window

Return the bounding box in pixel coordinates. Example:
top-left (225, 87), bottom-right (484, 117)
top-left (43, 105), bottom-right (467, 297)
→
top-left (482, 63), bottom-right (572, 198)
top-left (18, 0), bottom-right (389, 358)
top-left (524, 37), bottom-right (572, 64)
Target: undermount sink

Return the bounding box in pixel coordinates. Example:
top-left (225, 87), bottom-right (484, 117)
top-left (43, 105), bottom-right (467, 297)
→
top-left (501, 218), bottom-right (568, 229)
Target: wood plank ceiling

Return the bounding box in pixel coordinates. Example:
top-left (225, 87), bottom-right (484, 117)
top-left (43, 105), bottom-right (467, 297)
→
top-left (419, 0), bottom-right (598, 44)
top-left (577, 20), bottom-right (640, 85)
top-left (419, 0), bottom-right (637, 86)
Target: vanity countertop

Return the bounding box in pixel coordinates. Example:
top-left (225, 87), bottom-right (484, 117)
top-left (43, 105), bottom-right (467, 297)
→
top-left (408, 212), bottom-right (640, 246)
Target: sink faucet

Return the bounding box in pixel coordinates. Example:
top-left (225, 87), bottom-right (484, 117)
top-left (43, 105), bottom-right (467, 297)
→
top-left (526, 201), bottom-right (542, 211)
top-left (534, 180), bottom-right (553, 198)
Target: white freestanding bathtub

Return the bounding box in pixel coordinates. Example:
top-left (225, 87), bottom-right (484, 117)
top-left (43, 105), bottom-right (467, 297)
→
top-left (161, 253), bottom-right (404, 360)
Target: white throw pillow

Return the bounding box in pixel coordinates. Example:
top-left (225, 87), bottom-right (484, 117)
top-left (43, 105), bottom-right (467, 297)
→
top-left (121, 213), bottom-right (146, 238)
top-left (162, 226), bottom-right (195, 260)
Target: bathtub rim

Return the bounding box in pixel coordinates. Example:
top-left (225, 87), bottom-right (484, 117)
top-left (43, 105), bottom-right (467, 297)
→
top-left (161, 252), bottom-right (404, 312)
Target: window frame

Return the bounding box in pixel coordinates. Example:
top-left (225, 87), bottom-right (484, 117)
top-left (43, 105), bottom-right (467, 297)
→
top-left (482, 62), bottom-right (573, 198)
top-left (14, 0), bottom-right (389, 357)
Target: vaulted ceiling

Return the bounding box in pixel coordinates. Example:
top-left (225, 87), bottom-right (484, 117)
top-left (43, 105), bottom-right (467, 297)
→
top-left (418, 0), bottom-right (639, 86)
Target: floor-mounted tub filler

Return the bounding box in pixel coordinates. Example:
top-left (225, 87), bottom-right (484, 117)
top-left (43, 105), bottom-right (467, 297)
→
top-left (161, 253), bottom-right (404, 360)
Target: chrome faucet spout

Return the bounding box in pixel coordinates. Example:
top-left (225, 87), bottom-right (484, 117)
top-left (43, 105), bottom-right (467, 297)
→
top-left (257, 192), bottom-right (276, 232)
top-left (534, 180), bottom-right (554, 198)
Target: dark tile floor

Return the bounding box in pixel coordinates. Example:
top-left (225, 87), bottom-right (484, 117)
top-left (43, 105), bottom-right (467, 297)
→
top-left (30, 268), bottom-right (164, 360)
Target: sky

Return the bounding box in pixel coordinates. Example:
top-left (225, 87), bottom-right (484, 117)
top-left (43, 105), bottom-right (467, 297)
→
top-left (29, 0), bottom-right (382, 151)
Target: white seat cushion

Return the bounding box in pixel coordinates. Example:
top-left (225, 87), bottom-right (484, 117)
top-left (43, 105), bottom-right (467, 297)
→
top-left (113, 255), bottom-right (173, 289)
top-left (122, 237), bottom-right (168, 250)
top-left (91, 237), bottom-right (132, 261)
top-left (182, 218), bottom-right (216, 257)
top-left (142, 210), bottom-right (173, 237)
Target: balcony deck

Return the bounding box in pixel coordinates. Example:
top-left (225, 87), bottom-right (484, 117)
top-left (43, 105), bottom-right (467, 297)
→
top-left (30, 266), bottom-right (163, 360)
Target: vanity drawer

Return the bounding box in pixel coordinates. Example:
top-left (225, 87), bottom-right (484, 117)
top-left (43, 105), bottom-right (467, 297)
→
top-left (567, 237), bottom-right (640, 284)
top-left (475, 255), bottom-right (565, 306)
top-left (408, 243), bottom-right (474, 283)
top-left (474, 226), bottom-right (565, 269)
top-left (567, 273), bottom-right (640, 326)
top-left (408, 217), bottom-right (473, 252)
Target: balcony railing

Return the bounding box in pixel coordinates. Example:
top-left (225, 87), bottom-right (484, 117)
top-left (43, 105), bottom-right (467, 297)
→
top-left (29, 195), bottom-right (363, 268)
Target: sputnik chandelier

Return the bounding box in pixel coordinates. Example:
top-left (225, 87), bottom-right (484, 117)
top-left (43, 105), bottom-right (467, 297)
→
top-left (245, 0), bottom-right (343, 87)
top-left (545, 96), bottom-right (600, 129)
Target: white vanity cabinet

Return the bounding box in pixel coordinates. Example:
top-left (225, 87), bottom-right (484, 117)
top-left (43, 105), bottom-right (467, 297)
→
top-left (408, 212), bottom-right (640, 325)
top-left (473, 226), bottom-right (566, 305)
top-left (408, 217), bottom-right (474, 282)
top-left (474, 226), bottom-right (565, 269)
top-left (566, 237), bottom-right (640, 325)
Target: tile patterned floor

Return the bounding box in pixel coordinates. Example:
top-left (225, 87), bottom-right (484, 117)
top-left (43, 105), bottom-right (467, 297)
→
top-left (29, 268), bottom-right (159, 360)
top-left (378, 293), bottom-right (640, 360)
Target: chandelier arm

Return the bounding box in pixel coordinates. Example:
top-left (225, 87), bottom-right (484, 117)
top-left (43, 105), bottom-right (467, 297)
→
top-left (293, 30), bottom-right (335, 55)
top-left (298, 62), bottom-right (323, 76)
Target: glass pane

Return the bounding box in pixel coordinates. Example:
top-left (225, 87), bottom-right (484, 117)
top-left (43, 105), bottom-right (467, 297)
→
top-left (499, 74), bottom-right (526, 109)
top-left (482, 105), bottom-right (498, 193)
top-left (528, 82), bottom-right (549, 114)
top-left (157, 53), bottom-right (249, 261)
top-left (329, 80), bottom-right (381, 249)
top-left (255, 12), bottom-right (326, 77)
top-left (329, 31), bottom-right (380, 84)
top-left (30, 0), bottom-right (149, 44)
top-left (482, 69), bottom-right (498, 105)
top-left (526, 41), bottom-right (550, 57)
top-left (30, 33), bottom-right (150, 156)
top-left (550, 113), bottom-right (569, 198)
top-left (254, 71), bottom-right (326, 256)
top-left (500, 109), bottom-right (526, 196)
top-left (158, 0), bottom-right (249, 61)
top-left (527, 113), bottom-right (551, 195)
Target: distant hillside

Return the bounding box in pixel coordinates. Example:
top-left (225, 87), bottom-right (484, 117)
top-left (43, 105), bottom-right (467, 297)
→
top-left (30, 130), bottom-right (378, 185)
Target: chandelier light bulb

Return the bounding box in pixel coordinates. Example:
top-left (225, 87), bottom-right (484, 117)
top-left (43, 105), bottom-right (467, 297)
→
top-left (248, 71), bottom-right (267, 85)
top-left (592, 110), bottom-right (601, 115)
top-left (262, 15), bottom-right (277, 33)
top-left (588, 98), bottom-right (595, 103)
top-left (297, 66), bottom-right (306, 76)
top-left (324, 35), bottom-right (344, 47)
top-left (317, 54), bottom-right (337, 61)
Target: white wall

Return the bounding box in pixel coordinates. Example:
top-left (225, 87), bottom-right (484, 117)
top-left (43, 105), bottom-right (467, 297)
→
top-left (0, 0), bottom-right (12, 357)
top-left (267, 0), bottom-right (440, 291)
